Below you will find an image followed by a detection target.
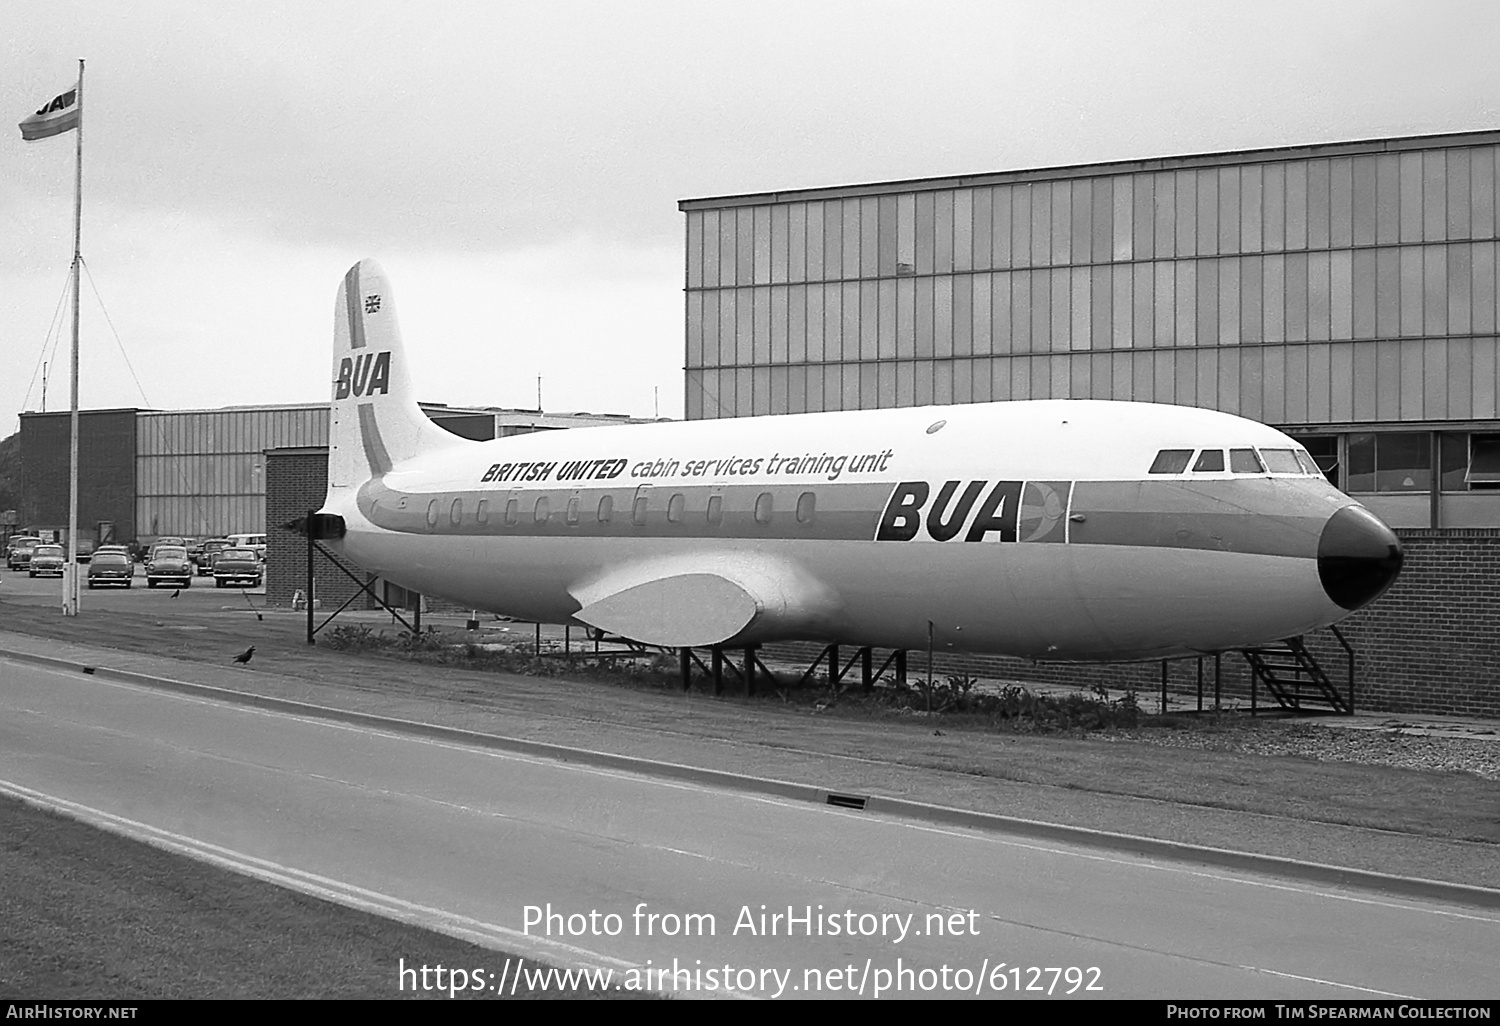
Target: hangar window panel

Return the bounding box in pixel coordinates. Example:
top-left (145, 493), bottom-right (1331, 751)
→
top-left (770, 205), bottom-right (789, 284)
top-left (1447, 338), bottom-right (1474, 419)
top-left (789, 366), bottom-right (808, 413)
top-left (1174, 351), bottom-right (1197, 406)
top-left (1373, 248), bottom-right (1400, 338)
top-left (666, 493), bottom-right (685, 525)
top-left (1147, 350), bottom-right (1169, 403)
top-left (1090, 352), bottom-right (1112, 398)
top-left (1370, 154), bottom-right (1398, 247)
top-left (717, 290), bottom-right (737, 366)
top-left (839, 281), bottom-right (860, 361)
top-left (1423, 151), bottom-right (1449, 241)
top-left (1197, 349), bottom-right (1219, 411)
top-left (1241, 165), bottom-right (1264, 253)
top-left (706, 494), bottom-right (723, 526)
top-left (753, 492), bottom-right (774, 525)
top-left (769, 365), bottom-right (789, 415)
top-left (1010, 184), bottom-right (1032, 267)
top-left (1047, 354), bottom-right (1069, 398)
top-left (1175, 261), bottom-right (1197, 346)
top-left (1230, 448), bottom-right (1263, 474)
top-left (1439, 433), bottom-right (1469, 490)
top-left (737, 368), bottom-right (755, 419)
top-left (1031, 269), bottom-right (1052, 352)
top-left (1240, 256), bottom-right (1263, 343)
top-left (972, 274), bottom-right (992, 355)
top-left (1329, 158), bottom-right (1353, 248)
top-left (860, 361), bottom-right (879, 407)
top-left (788, 204), bottom-right (807, 282)
top-left (952, 359), bottom-right (974, 403)
top-left (896, 278), bottom-right (916, 357)
top-left (1111, 350), bottom-right (1132, 397)
top-left (736, 287), bottom-right (755, 363)
top-left (875, 361), bottom-right (896, 406)
top-left (1051, 268), bottom-right (1073, 351)
top-left (915, 192), bottom-right (935, 275)
top-left (1473, 148), bottom-right (1496, 239)
top-left (753, 287), bottom-right (772, 364)
top-left (1174, 170), bottom-right (1197, 257)
top-left (934, 191), bottom-right (955, 274)
top-left (1132, 175), bottom-right (1155, 259)
top-left (1153, 261), bottom-right (1175, 345)
top-left (1475, 338), bottom-right (1499, 420)
top-left (685, 378), bottom-right (704, 420)
top-left (1284, 253), bottom-right (1309, 342)
top-left (1076, 179), bottom-right (1097, 263)
top-left (861, 196), bottom-right (880, 277)
top-left (1399, 247), bottom-right (1425, 336)
top-left (686, 212), bottom-right (703, 289)
top-left (753, 367), bottom-right (771, 416)
top-left (1218, 167), bottom-right (1240, 254)
top-left (1424, 339), bottom-right (1448, 419)
top-left (1261, 163), bottom-right (1285, 252)
top-left (1051, 181), bottom-right (1073, 266)
top-left (1400, 343), bottom-right (1426, 420)
top-left (1307, 252), bottom-right (1331, 341)
top-left (823, 362), bottom-right (841, 411)
top-left (753, 206), bottom-right (771, 284)
top-left (805, 202), bottom-right (825, 281)
top-left (842, 198), bottom-right (861, 280)
top-left (1321, 343), bottom-right (1346, 422)
top-left (1424, 247), bottom-right (1449, 336)
top-left (449, 498), bottom-right (463, 526)
top-left (1112, 176), bottom-right (1132, 261)
top-left (786, 286), bottom-right (807, 363)
top-left (953, 190), bottom-right (973, 271)
top-left (1132, 263), bottom-right (1154, 345)
top-left (935, 277), bottom-right (955, 358)
top-left (895, 361), bottom-right (915, 406)
top-left (476, 499), bottom-right (489, 526)
top-left (953, 276), bottom-right (973, 356)
top-left (1473, 243), bottom-right (1497, 335)
top-left (1011, 271), bottom-right (1032, 351)
top-left (804, 286), bottom-right (825, 362)
top-left (1468, 434), bottom-right (1500, 486)
top-left (1285, 162), bottom-right (1308, 250)
top-left (1376, 433), bottom-right (1431, 491)
top-left (824, 200), bottom-right (845, 281)
top-left (1196, 168), bottom-right (1218, 255)
top-left (1329, 251), bottom-right (1353, 340)
top-left (769, 287), bottom-right (789, 363)
top-left (1112, 265), bottom-right (1132, 348)
top-left (1196, 259), bottom-right (1219, 345)
top-left (842, 362), bottom-right (862, 409)
top-left (1219, 259), bottom-right (1241, 344)
top-left (736, 208), bottom-right (755, 286)
top-left (989, 186), bottom-right (1012, 269)
top-left (1398, 153), bottom-right (1424, 243)
top-left (705, 209), bottom-right (725, 287)
top-left (1351, 250), bottom-right (1376, 338)
top-left (1030, 184), bottom-right (1052, 266)
top-left (1351, 156), bottom-right (1377, 247)
top-left (686, 292), bottom-right (705, 368)
top-left (914, 361), bottom-right (936, 404)
top-left (1094, 266), bottom-right (1116, 349)
top-left (933, 360), bottom-right (954, 405)
top-left (1346, 433), bottom-right (1375, 491)
top-left (1375, 341), bottom-right (1402, 421)
top-left (897, 193), bottom-right (915, 271)
top-left (878, 279), bottom-right (898, 358)
top-left (972, 188), bottom-right (992, 270)
top-left (878, 195), bottom-right (898, 276)
top-left (1306, 159), bottom-right (1331, 250)
top-left (1449, 245), bottom-right (1473, 336)
top-left (1154, 172), bottom-right (1176, 258)
top-left (1192, 449), bottom-right (1225, 472)
top-left (915, 278), bottom-right (935, 357)
top-left (1071, 267), bottom-right (1093, 351)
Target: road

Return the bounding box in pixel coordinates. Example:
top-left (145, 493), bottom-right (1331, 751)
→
top-left (0, 655), bottom-right (1495, 999)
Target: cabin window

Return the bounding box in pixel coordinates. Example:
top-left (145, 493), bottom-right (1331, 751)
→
top-left (632, 494), bottom-right (649, 525)
top-left (597, 495), bottom-right (614, 523)
top-left (1192, 450), bottom-right (1225, 472)
top-left (1149, 449), bottom-right (1193, 474)
top-left (796, 491), bottom-right (816, 524)
top-left (667, 493), bottom-right (685, 524)
top-left (706, 494), bottom-right (723, 526)
top-left (753, 492), bottom-right (774, 524)
top-left (533, 496), bottom-right (550, 524)
top-left (566, 496), bottom-right (580, 525)
top-left (449, 498), bottom-right (463, 525)
top-left (476, 499), bottom-right (489, 525)
top-left (1229, 448), bottom-right (1264, 474)
top-left (504, 498), bottom-right (519, 526)
top-left (426, 500), bottom-right (439, 528)
top-left (1258, 449), bottom-right (1303, 474)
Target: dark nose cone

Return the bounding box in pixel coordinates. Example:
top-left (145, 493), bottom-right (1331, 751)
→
top-left (1318, 505), bottom-right (1403, 610)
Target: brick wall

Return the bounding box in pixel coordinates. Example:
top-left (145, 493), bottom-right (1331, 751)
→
top-left (767, 528), bottom-right (1500, 718)
top-left (264, 449), bottom-right (374, 612)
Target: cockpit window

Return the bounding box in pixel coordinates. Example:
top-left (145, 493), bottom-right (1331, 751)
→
top-left (1259, 449), bottom-right (1303, 474)
top-left (1192, 450), bottom-right (1225, 472)
top-left (1149, 449), bottom-right (1193, 474)
top-left (1230, 448), bottom-right (1264, 474)
top-left (1293, 450), bottom-right (1320, 476)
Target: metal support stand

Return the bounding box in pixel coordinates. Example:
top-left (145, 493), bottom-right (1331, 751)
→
top-left (305, 508), bottom-right (315, 645)
top-left (895, 650), bottom-right (907, 686)
top-left (711, 647), bottom-right (723, 696)
top-left (861, 647), bottom-right (873, 692)
top-left (1160, 660), bottom-right (1168, 714)
top-left (304, 535), bottom-right (418, 640)
top-left (744, 646), bottom-right (755, 696)
top-left (679, 647), bottom-right (691, 691)
top-left (1214, 652), bottom-right (1222, 709)
top-left (1196, 657), bottom-right (1204, 713)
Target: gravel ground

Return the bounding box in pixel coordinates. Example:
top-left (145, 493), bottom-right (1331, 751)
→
top-left (1103, 719), bottom-right (1500, 780)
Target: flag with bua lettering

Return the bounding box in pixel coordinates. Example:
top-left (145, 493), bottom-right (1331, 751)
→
top-left (19, 84), bottom-right (79, 141)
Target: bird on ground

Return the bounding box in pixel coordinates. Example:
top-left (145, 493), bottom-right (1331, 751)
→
top-left (171, 589), bottom-right (180, 598)
top-left (232, 646), bottom-right (255, 665)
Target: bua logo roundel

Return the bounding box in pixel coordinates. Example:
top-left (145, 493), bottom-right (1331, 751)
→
top-left (334, 351), bottom-right (392, 399)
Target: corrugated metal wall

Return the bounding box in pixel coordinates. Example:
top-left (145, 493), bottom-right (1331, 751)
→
top-left (135, 406), bottom-right (328, 538)
top-left (682, 134), bottom-right (1500, 426)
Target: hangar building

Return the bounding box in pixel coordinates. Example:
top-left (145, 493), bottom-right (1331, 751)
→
top-left (678, 129), bottom-right (1500, 716)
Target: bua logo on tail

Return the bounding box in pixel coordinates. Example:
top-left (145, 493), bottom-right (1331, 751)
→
top-left (334, 351), bottom-right (393, 399)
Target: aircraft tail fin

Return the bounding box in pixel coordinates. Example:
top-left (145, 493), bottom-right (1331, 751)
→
top-left (326, 259), bottom-right (467, 495)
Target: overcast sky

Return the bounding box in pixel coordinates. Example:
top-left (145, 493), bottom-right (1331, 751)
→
top-left (3, 0), bottom-right (1497, 436)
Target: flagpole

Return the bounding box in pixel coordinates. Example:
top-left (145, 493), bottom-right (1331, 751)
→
top-left (63, 58), bottom-right (83, 616)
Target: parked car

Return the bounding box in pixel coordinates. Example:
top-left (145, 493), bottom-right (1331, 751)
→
top-left (87, 550), bottom-right (135, 588)
top-left (227, 533), bottom-right (267, 560)
top-left (213, 548), bottom-right (263, 589)
top-left (145, 545), bottom-right (193, 589)
top-left (7, 536), bottom-right (43, 571)
top-left (196, 538), bottom-right (234, 576)
top-left (28, 544), bottom-right (65, 578)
